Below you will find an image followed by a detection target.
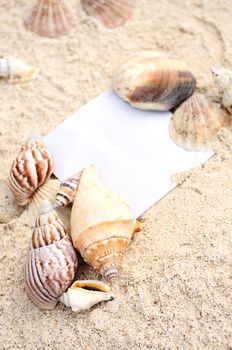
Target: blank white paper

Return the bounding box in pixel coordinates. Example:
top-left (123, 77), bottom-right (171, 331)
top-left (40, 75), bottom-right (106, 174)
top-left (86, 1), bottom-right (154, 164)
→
top-left (44, 89), bottom-right (212, 218)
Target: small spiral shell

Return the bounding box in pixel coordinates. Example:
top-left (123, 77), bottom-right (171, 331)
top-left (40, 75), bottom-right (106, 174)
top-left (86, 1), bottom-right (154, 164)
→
top-left (9, 139), bottom-right (53, 206)
top-left (54, 172), bottom-right (81, 208)
top-left (24, 201), bottom-right (78, 310)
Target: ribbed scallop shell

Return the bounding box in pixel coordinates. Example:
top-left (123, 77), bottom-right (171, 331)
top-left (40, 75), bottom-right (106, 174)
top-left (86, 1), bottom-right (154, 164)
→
top-left (9, 139), bottom-right (53, 206)
top-left (169, 93), bottom-right (231, 150)
top-left (113, 51), bottom-right (196, 111)
top-left (24, 0), bottom-right (75, 38)
top-left (81, 0), bottom-right (134, 29)
top-left (0, 57), bottom-right (39, 84)
top-left (54, 172), bottom-right (81, 208)
top-left (59, 280), bottom-right (114, 312)
top-left (24, 201), bottom-right (78, 309)
top-left (71, 165), bottom-right (141, 280)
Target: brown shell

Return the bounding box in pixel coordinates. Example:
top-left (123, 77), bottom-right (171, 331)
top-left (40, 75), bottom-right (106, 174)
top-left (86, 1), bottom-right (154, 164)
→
top-left (169, 93), bottom-right (231, 150)
top-left (71, 165), bottom-right (141, 280)
top-left (24, 0), bottom-right (75, 38)
top-left (112, 51), bottom-right (196, 111)
top-left (54, 171), bottom-right (81, 208)
top-left (81, 0), bottom-right (134, 29)
top-left (9, 139), bottom-right (53, 206)
top-left (24, 201), bottom-right (78, 309)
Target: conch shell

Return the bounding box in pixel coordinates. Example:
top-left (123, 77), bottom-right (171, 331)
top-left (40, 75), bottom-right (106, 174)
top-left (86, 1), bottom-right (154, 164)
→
top-left (169, 93), bottom-right (231, 150)
top-left (59, 280), bottom-right (114, 312)
top-left (71, 165), bottom-right (141, 280)
top-left (81, 0), bottom-right (134, 29)
top-left (24, 200), bottom-right (78, 310)
top-left (9, 139), bottom-right (54, 206)
top-left (112, 51), bottom-right (196, 111)
top-left (54, 172), bottom-right (82, 208)
top-left (211, 66), bottom-right (232, 113)
top-left (0, 56), bottom-right (39, 83)
top-left (24, 0), bottom-right (76, 38)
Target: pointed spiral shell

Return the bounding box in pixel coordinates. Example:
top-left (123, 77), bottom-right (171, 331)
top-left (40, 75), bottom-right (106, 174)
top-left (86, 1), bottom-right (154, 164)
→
top-left (24, 201), bottom-right (78, 309)
top-left (9, 139), bottom-right (53, 206)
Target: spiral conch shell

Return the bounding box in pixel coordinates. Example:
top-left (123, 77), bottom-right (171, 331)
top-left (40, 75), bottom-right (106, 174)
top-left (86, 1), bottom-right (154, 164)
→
top-left (0, 56), bottom-right (39, 83)
top-left (112, 51), bottom-right (196, 111)
top-left (24, 0), bottom-right (76, 38)
top-left (24, 200), bottom-right (78, 310)
top-left (59, 280), bottom-right (114, 312)
top-left (169, 93), bottom-right (231, 150)
top-left (71, 165), bottom-right (141, 280)
top-left (9, 139), bottom-right (54, 206)
top-left (81, 0), bottom-right (134, 29)
top-left (211, 67), bottom-right (232, 113)
top-left (54, 172), bottom-right (82, 208)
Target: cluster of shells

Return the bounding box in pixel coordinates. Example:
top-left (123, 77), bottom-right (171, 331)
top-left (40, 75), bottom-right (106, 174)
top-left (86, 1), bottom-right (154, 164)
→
top-left (112, 51), bottom-right (232, 151)
top-left (9, 139), bottom-right (141, 311)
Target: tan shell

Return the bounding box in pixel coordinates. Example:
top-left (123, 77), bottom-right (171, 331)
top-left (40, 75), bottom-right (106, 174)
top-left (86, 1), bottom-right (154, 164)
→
top-left (24, 201), bottom-right (78, 310)
top-left (169, 93), bottom-right (231, 150)
top-left (54, 172), bottom-right (81, 208)
top-left (112, 51), bottom-right (196, 111)
top-left (0, 57), bottom-right (39, 84)
top-left (9, 139), bottom-right (54, 206)
top-left (71, 165), bottom-right (141, 280)
top-left (81, 0), bottom-right (134, 29)
top-left (24, 0), bottom-right (75, 38)
top-left (59, 280), bottom-right (114, 312)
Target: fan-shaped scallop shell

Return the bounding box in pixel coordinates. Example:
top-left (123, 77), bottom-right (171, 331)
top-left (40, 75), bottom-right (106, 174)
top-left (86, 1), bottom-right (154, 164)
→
top-left (9, 139), bottom-right (54, 206)
top-left (81, 0), bottom-right (134, 29)
top-left (113, 51), bottom-right (196, 111)
top-left (24, 0), bottom-right (75, 38)
top-left (24, 201), bottom-right (78, 309)
top-left (59, 280), bottom-right (114, 312)
top-left (0, 56), bottom-right (39, 84)
top-left (71, 165), bottom-right (141, 280)
top-left (169, 93), bottom-right (231, 150)
top-left (54, 171), bottom-right (81, 208)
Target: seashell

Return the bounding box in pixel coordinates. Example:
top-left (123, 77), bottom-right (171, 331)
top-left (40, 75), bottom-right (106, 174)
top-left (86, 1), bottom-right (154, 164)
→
top-left (24, 0), bottom-right (76, 38)
top-left (81, 0), bottom-right (134, 29)
top-left (24, 200), bottom-right (78, 309)
top-left (23, 178), bottom-right (60, 226)
top-left (211, 67), bottom-right (232, 113)
top-left (112, 51), bottom-right (196, 111)
top-left (169, 93), bottom-right (231, 150)
top-left (59, 280), bottom-right (114, 312)
top-left (9, 139), bottom-right (54, 206)
top-left (71, 165), bottom-right (141, 280)
top-left (0, 56), bottom-right (39, 84)
top-left (54, 171), bottom-right (82, 208)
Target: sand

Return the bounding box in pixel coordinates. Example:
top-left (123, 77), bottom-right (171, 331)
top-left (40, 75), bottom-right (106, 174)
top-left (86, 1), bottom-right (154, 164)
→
top-left (1, 0), bottom-right (232, 349)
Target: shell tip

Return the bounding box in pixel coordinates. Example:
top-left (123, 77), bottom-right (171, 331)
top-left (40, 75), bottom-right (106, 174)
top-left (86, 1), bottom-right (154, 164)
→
top-left (39, 199), bottom-right (54, 215)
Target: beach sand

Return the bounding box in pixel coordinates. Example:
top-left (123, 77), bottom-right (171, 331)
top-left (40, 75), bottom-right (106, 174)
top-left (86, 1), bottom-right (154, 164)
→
top-left (1, 0), bottom-right (232, 349)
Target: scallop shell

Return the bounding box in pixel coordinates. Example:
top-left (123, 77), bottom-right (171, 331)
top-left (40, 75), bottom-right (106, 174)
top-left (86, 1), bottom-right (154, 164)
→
top-left (71, 165), bottom-right (141, 280)
top-left (59, 280), bottom-right (114, 312)
top-left (22, 179), bottom-right (60, 226)
top-left (211, 67), bottom-right (232, 113)
top-left (113, 51), bottom-right (196, 111)
top-left (169, 93), bottom-right (231, 150)
top-left (9, 139), bottom-right (54, 206)
top-left (0, 57), bottom-right (39, 84)
top-left (24, 0), bottom-right (75, 38)
top-left (54, 171), bottom-right (82, 208)
top-left (81, 0), bottom-right (134, 29)
top-left (24, 200), bottom-right (78, 310)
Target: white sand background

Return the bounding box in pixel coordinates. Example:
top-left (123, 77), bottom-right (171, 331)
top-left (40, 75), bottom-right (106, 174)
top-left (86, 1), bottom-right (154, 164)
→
top-left (0, 0), bottom-right (232, 349)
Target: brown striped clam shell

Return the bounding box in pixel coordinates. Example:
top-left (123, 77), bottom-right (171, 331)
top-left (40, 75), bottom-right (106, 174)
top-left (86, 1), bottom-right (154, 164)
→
top-left (24, 201), bottom-right (78, 310)
top-left (9, 139), bottom-right (53, 206)
top-left (71, 165), bottom-right (141, 281)
top-left (112, 51), bottom-right (196, 111)
top-left (24, 0), bottom-right (76, 38)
